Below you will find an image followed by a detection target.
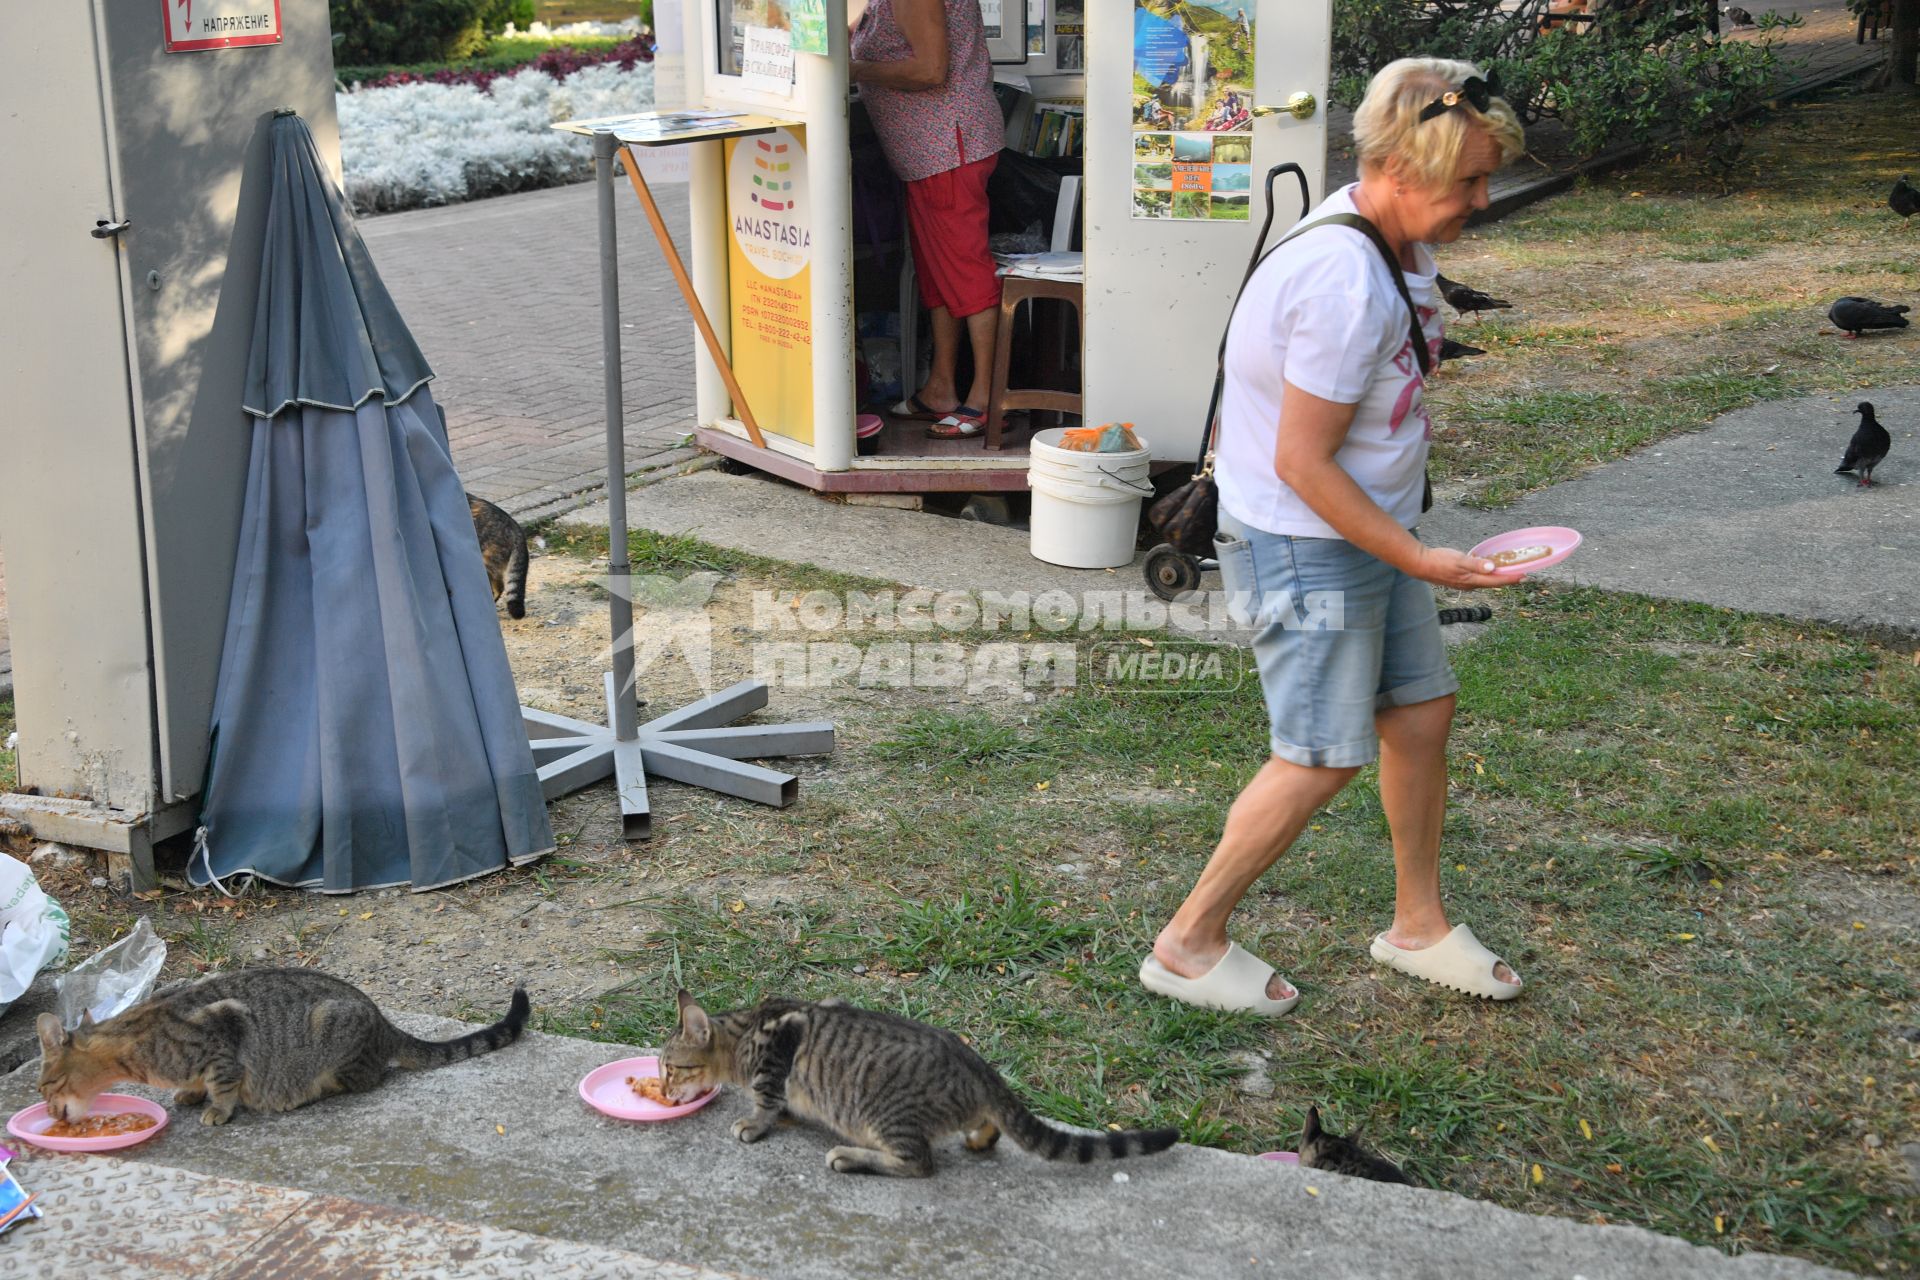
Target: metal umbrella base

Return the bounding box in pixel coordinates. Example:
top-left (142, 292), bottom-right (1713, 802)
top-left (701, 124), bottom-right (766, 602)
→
top-left (525, 676), bottom-right (833, 840)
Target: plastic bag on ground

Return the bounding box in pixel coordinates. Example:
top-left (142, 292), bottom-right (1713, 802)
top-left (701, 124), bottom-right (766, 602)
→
top-left (0, 854), bottom-right (70, 1018)
top-left (55, 917), bottom-right (166, 1030)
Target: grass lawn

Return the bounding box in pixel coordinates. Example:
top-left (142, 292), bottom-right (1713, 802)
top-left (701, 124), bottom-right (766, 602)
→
top-left (1428, 85), bottom-right (1920, 508)
top-left (515, 544), bottom-right (1917, 1275)
top-left (0, 698), bottom-right (13, 792)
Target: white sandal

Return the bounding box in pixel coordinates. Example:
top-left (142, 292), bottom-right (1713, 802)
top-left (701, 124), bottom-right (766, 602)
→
top-left (1139, 942), bottom-right (1301, 1017)
top-left (1370, 924), bottom-right (1523, 1000)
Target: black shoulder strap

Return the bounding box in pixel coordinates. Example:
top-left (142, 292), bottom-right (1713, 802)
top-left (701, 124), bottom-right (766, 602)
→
top-left (1215, 213), bottom-right (1433, 379)
top-left (1302, 213), bottom-right (1432, 376)
top-left (1202, 211), bottom-right (1433, 462)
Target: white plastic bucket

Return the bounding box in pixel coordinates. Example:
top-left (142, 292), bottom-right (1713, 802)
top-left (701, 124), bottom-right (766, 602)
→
top-left (1026, 427), bottom-right (1154, 568)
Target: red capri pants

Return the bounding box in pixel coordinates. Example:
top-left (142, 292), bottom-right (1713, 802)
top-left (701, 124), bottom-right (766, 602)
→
top-left (903, 152), bottom-right (1002, 319)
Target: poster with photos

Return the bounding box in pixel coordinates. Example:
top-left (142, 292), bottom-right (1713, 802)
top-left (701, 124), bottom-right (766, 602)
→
top-left (1131, 0), bottom-right (1253, 221)
top-left (1054, 0), bottom-right (1083, 71)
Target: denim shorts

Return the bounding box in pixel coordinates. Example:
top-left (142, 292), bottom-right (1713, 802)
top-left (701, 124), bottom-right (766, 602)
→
top-left (1216, 510), bottom-right (1459, 768)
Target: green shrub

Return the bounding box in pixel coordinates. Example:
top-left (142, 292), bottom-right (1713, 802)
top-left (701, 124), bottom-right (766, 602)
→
top-left (334, 34), bottom-right (628, 87)
top-left (478, 0), bottom-right (537, 34)
top-left (1331, 0), bottom-right (1794, 171)
top-left (329, 0), bottom-right (491, 65)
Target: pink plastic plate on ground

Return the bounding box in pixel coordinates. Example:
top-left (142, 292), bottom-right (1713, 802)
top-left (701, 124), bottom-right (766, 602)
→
top-left (1468, 525), bottom-right (1582, 576)
top-left (1256, 1151), bottom-right (1300, 1164)
top-left (578, 1055), bottom-right (718, 1123)
top-left (7, 1094), bottom-right (170, 1153)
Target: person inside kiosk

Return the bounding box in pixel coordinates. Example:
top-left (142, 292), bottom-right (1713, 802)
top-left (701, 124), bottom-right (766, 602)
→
top-left (849, 0), bottom-right (1005, 440)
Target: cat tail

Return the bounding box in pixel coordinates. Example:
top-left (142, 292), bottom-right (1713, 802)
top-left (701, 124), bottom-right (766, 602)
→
top-left (993, 1085), bottom-right (1179, 1163)
top-left (391, 987), bottom-right (531, 1069)
top-left (502, 534), bottom-right (529, 620)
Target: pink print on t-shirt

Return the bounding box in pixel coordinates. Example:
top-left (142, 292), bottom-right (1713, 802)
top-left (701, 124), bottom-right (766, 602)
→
top-left (1386, 342), bottom-right (1433, 438)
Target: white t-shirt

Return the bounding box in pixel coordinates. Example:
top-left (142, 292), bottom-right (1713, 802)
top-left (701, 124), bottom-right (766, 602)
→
top-left (1214, 184), bottom-right (1443, 539)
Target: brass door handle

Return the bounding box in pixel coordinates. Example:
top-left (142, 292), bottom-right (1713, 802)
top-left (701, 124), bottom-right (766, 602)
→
top-left (1252, 93), bottom-right (1317, 121)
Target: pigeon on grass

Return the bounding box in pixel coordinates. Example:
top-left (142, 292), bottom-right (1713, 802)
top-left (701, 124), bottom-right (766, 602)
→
top-left (1435, 274), bottom-right (1513, 320)
top-left (1827, 296), bottom-right (1910, 338)
top-left (1889, 176), bottom-right (1918, 220)
top-left (1835, 402), bottom-right (1891, 488)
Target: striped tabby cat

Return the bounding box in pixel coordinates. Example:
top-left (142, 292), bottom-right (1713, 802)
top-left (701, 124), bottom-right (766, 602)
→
top-left (36, 968), bottom-right (528, 1127)
top-left (1297, 1104), bottom-right (1412, 1184)
top-left (468, 493), bottom-right (530, 619)
top-left (660, 990), bottom-right (1180, 1178)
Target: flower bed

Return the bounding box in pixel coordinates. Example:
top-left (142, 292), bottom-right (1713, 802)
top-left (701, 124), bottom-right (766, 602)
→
top-left (338, 58), bottom-right (656, 213)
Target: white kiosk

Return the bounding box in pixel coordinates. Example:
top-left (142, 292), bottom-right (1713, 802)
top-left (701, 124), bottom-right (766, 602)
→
top-left (660, 0), bottom-right (1329, 494)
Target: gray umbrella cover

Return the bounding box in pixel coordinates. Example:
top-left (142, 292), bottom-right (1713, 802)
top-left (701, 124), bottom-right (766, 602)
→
top-left (195, 113), bottom-right (553, 893)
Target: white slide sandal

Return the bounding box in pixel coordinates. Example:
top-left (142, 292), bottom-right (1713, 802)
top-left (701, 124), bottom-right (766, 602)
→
top-left (1370, 923), bottom-right (1523, 1000)
top-left (1138, 942), bottom-right (1301, 1017)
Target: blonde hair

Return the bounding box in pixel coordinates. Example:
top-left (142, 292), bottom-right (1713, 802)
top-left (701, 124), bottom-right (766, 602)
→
top-left (1352, 58), bottom-right (1524, 192)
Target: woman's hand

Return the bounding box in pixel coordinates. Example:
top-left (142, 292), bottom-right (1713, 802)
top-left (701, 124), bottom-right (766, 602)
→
top-left (1413, 546), bottom-right (1510, 591)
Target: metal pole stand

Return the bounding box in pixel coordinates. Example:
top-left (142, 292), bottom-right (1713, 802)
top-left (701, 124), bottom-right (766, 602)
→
top-left (521, 130), bottom-right (833, 840)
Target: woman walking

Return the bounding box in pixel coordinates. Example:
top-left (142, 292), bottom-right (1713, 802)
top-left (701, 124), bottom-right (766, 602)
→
top-left (1141, 59), bottom-right (1527, 1016)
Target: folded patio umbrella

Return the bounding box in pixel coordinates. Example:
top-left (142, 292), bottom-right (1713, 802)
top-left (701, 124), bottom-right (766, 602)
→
top-left (192, 112), bottom-right (553, 893)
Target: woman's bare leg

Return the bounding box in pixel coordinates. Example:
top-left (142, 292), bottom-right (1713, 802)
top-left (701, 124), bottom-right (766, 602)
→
top-left (1375, 695), bottom-right (1517, 986)
top-left (918, 306), bottom-right (960, 412)
top-left (1154, 757), bottom-right (1359, 1000)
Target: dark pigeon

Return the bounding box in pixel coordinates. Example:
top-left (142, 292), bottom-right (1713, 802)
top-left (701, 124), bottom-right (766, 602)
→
top-left (1890, 176), bottom-right (1919, 219)
top-left (1828, 296), bottom-right (1910, 338)
top-left (1439, 338), bottom-right (1486, 362)
top-left (1435, 274), bottom-right (1513, 319)
top-left (1726, 5), bottom-right (1755, 25)
top-left (1835, 402), bottom-right (1891, 487)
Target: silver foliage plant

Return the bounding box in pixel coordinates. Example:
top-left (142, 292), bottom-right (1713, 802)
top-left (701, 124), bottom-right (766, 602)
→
top-left (339, 61), bottom-right (656, 213)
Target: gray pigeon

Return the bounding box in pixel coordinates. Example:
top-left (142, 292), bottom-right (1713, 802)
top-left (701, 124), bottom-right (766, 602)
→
top-left (1890, 176), bottom-right (1919, 219)
top-left (1726, 5), bottom-right (1755, 25)
top-left (1828, 296), bottom-right (1910, 338)
top-left (1835, 402), bottom-right (1890, 487)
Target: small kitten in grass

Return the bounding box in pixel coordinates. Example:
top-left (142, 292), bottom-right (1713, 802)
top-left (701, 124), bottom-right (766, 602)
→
top-left (1297, 1104), bottom-right (1414, 1185)
top-left (660, 990), bottom-right (1180, 1178)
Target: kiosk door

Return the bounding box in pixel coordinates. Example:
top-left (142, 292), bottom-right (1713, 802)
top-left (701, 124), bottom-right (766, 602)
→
top-left (1083, 0), bottom-right (1330, 464)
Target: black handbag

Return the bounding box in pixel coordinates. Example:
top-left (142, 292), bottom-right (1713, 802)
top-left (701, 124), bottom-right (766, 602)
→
top-left (1146, 211), bottom-right (1435, 557)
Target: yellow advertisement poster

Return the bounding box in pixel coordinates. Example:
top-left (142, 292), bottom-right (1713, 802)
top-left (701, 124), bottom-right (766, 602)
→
top-left (725, 127), bottom-right (814, 446)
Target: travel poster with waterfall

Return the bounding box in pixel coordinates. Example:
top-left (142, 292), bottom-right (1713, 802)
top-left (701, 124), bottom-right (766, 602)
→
top-left (1131, 0), bottom-right (1253, 221)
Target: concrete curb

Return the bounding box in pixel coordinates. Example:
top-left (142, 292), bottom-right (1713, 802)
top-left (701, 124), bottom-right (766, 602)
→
top-left (0, 1011), bottom-right (1850, 1280)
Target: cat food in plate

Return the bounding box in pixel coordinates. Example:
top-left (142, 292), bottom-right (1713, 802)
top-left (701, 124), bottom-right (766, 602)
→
top-left (7, 1094), bottom-right (170, 1153)
top-left (1468, 526), bottom-right (1582, 576)
top-left (578, 1055), bottom-right (717, 1123)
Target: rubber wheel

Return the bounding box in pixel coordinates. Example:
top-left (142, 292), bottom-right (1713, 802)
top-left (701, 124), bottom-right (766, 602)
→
top-left (1144, 543), bottom-right (1204, 602)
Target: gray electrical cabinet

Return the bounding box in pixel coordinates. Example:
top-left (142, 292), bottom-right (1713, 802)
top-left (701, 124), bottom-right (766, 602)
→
top-left (0, 0), bottom-right (340, 886)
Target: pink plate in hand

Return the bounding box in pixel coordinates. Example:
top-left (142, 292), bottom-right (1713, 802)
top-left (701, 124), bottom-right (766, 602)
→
top-left (7, 1094), bottom-right (169, 1152)
top-left (578, 1055), bottom-right (718, 1123)
top-left (1468, 525), bottom-right (1582, 576)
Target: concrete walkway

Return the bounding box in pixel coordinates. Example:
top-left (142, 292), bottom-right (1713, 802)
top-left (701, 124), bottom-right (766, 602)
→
top-left (1419, 388), bottom-right (1920, 636)
top-left (0, 1013), bottom-right (1847, 1280)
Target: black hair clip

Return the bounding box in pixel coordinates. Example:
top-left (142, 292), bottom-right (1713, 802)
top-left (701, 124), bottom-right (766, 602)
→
top-left (1418, 74), bottom-right (1502, 123)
